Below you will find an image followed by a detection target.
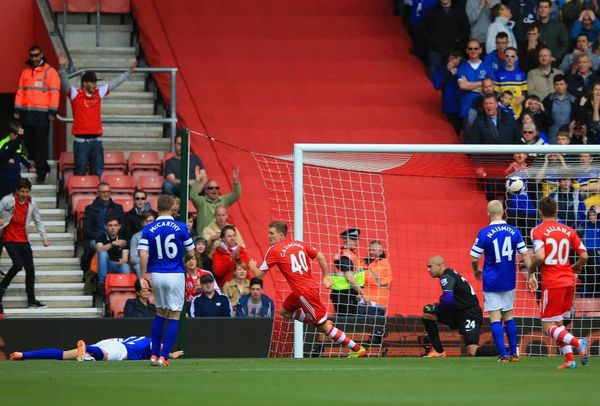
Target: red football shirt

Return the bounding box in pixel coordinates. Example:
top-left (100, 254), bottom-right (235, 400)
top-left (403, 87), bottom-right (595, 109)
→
top-left (3, 197), bottom-right (29, 243)
top-left (531, 220), bottom-right (587, 289)
top-left (260, 239), bottom-right (320, 295)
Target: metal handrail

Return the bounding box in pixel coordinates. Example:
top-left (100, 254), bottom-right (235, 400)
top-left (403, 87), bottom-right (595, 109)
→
top-left (56, 67), bottom-right (178, 149)
top-left (45, 0), bottom-right (75, 70)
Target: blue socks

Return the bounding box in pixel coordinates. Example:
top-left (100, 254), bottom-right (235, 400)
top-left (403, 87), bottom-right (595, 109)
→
top-left (161, 319), bottom-right (179, 359)
top-left (151, 315), bottom-right (166, 357)
top-left (504, 318), bottom-right (518, 356)
top-left (491, 321), bottom-right (507, 357)
top-left (86, 345), bottom-right (104, 360)
top-left (22, 348), bottom-right (63, 360)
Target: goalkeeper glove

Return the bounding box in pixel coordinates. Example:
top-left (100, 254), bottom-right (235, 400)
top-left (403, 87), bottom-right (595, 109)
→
top-left (423, 303), bottom-right (439, 314)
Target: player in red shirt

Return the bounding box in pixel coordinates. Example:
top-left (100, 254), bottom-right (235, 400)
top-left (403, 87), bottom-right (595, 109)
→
top-left (529, 196), bottom-right (590, 369)
top-left (248, 221), bottom-right (366, 358)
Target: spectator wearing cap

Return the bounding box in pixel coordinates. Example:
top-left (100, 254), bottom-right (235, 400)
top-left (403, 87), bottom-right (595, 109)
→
top-left (331, 228), bottom-right (366, 316)
top-left (188, 273), bottom-right (232, 317)
top-left (58, 53), bottom-right (136, 177)
top-left (184, 251), bottom-right (220, 301)
top-left (193, 236), bottom-right (213, 272)
top-left (212, 225), bottom-right (249, 286)
top-left (202, 205), bottom-right (245, 254)
top-left (191, 167), bottom-right (242, 233)
top-left (123, 278), bottom-right (157, 318)
top-left (235, 278), bottom-right (275, 318)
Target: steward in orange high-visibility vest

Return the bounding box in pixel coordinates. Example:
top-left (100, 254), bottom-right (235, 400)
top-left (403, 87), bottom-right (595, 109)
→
top-left (13, 45), bottom-right (60, 184)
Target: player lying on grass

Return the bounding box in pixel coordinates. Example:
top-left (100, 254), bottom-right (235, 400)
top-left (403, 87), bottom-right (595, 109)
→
top-left (10, 336), bottom-right (183, 361)
top-left (422, 255), bottom-right (484, 357)
top-left (248, 221), bottom-right (367, 358)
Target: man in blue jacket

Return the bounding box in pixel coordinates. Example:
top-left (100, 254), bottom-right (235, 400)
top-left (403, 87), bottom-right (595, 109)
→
top-left (188, 274), bottom-right (231, 317)
top-left (236, 278), bottom-right (275, 318)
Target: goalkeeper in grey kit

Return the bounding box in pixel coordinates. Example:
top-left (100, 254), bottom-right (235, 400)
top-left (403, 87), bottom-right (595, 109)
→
top-left (421, 255), bottom-right (483, 357)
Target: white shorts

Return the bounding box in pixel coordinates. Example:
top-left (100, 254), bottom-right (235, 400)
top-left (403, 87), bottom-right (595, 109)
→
top-left (152, 272), bottom-right (185, 311)
top-left (483, 290), bottom-right (515, 312)
top-left (93, 339), bottom-right (128, 361)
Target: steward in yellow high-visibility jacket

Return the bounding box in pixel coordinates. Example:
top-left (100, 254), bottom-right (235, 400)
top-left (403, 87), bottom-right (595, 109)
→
top-left (331, 228), bottom-right (365, 316)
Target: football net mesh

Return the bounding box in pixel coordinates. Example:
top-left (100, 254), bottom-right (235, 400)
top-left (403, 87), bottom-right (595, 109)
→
top-left (253, 150), bottom-right (599, 358)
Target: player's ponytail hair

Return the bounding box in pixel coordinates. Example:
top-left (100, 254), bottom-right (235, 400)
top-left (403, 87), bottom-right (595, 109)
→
top-left (269, 220), bottom-right (288, 236)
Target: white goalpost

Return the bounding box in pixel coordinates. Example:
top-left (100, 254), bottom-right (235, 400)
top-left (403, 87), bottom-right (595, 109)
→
top-left (254, 143), bottom-right (600, 358)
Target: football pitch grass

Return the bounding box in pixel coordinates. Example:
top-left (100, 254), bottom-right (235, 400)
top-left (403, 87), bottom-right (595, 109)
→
top-left (1, 357), bottom-right (597, 406)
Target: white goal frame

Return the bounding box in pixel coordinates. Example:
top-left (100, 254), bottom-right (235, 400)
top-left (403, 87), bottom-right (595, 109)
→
top-left (292, 143), bottom-right (600, 358)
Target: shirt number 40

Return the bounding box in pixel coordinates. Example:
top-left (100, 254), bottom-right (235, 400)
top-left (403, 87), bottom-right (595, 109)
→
top-left (290, 251), bottom-right (309, 275)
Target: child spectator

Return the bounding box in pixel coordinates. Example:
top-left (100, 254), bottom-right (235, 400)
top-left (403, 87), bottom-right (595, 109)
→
top-left (194, 236), bottom-right (213, 272)
top-left (498, 90), bottom-right (516, 118)
top-left (184, 252), bottom-right (219, 302)
top-left (222, 261), bottom-right (250, 312)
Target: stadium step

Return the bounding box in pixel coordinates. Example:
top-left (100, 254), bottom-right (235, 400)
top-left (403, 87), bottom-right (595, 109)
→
top-left (103, 91), bottom-right (154, 103)
top-left (2, 295), bottom-right (93, 308)
top-left (2, 307), bottom-right (103, 318)
top-left (28, 221), bottom-right (65, 233)
top-left (64, 24), bottom-right (131, 48)
top-left (31, 184), bottom-right (57, 198)
top-left (101, 102), bottom-right (154, 115)
top-left (102, 136), bottom-right (171, 153)
top-left (11, 270), bottom-right (83, 284)
top-left (30, 232), bottom-right (76, 246)
top-left (29, 245), bottom-right (75, 258)
top-left (3, 283), bottom-right (85, 296)
top-left (0, 257), bottom-right (80, 272)
top-left (102, 124), bottom-right (163, 138)
top-left (36, 208), bottom-right (67, 222)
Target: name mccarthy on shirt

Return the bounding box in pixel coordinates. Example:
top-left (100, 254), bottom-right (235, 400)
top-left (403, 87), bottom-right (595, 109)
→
top-left (149, 221), bottom-right (181, 233)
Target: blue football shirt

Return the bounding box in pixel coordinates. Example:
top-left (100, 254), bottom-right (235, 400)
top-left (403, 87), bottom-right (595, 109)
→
top-left (120, 336), bottom-right (152, 360)
top-left (470, 220), bottom-right (528, 292)
top-left (138, 215), bottom-right (194, 274)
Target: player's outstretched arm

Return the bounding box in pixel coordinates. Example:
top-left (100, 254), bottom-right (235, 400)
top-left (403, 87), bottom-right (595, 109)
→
top-left (170, 350), bottom-right (184, 359)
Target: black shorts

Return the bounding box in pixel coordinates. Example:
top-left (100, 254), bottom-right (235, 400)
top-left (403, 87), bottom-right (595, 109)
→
top-left (436, 306), bottom-right (483, 346)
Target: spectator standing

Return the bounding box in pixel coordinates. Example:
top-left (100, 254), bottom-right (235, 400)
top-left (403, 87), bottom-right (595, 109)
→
top-left (331, 228), bottom-right (366, 316)
top-left (0, 122), bottom-right (33, 200)
top-left (549, 178), bottom-right (587, 229)
top-left (95, 216), bottom-right (130, 291)
top-left (535, 153), bottom-right (568, 196)
top-left (578, 206), bottom-right (600, 297)
top-left (212, 225), bottom-right (249, 286)
top-left (562, 0), bottom-right (598, 33)
top-left (82, 183), bottom-right (124, 252)
top-left (431, 50), bottom-right (463, 137)
top-left (573, 82), bottom-right (600, 144)
top-left (0, 179), bottom-right (49, 314)
top-left (486, 4), bottom-right (518, 53)
top-left (571, 9), bottom-right (600, 42)
top-left (518, 23), bottom-right (545, 72)
top-left (467, 78), bottom-right (497, 127)
top-left (202, 205), bottom-right (245, 254)
top-left (506, 0), bottom-right (538, 44)
top-left (123, 279), bottom-right (157, 318)
top-left (560, 34), bottom-right (600, 75)
top-left (235, 278), bottom-right (275, 317)
top-left (466, 0), bottom-right (500, 46)
top-left (458, 40), bottom-right (493, 122)
top-left (188, 274), bottom-right (232, 317)
top-left (467, 94), bottom-right (522, 144)
top-left (537, 0), bottom-right (570, 62)
top-left (222, 261), bottom-right (250, 311)
top-left (575, 153), bottom-right (600, 197)
top-left (129, 211), bottom-right (155, 278)
top-left (361, 241), bottom-right (392, 314)
top-left (423, 0), bottom-right (470, 76)
top-left (543, 74), bottom-right (575, 143)
top-left (58, 53), bottom-right (136, 177)
top-left (162, 134), bottom-right (207, 196)
top-left (184, 252), bottom-right (219, 302)
top-left (14, 45), bottom-right (59, 184)
top-left (190, 168), bottom-right (242, 233)
top-left (567, 54), bottom-right (600, 100)
top-left (494, 48), bottom-right (528, 117)
top-left (483, 32), bottom-right (510, 73)
top-left (527, 47), bottom-right (564, 101)
top-left (408, 0), bottom-right (439, 62)
top-left (193, 236), bottom-right (213, 272)
top-left (123, 189), bottom-right (156, 240)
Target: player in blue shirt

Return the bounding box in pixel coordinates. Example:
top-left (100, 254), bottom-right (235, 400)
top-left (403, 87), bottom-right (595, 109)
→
top-left (470, 200), bottom-right (531, 362)
top-left (138, 195), bottom-right (194, 366)
top-left (9, 336), bottom-right (184, 361)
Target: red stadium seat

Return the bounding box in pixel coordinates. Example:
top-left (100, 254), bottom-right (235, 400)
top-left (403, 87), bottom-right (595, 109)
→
top-left (137, 175), bottom-right (163, 195)
top-left (114, 198), bottom-right (134, 214)
top-left (162, 151), bottom-right (176, 167)
top-left (103, 151), bottom-right (127, 176)
top-left (131, 169), bottom-right (161, 184)
top-left (105, 273), bottom-right (137, 296)
top-left (76, 197), bottom-right (95, 235)
top-left (128, 151), bottom-right (162, 174)
top-left (147, 196), bottom-right (158, 211)
top-left (59, 151), bottom-right (74, 171)
top-left (107, 291), bottom-right (136, 318)
top-left (68, 175), bottom-right (100, 213)
top-left (103, 174), bottom-right (136, 195)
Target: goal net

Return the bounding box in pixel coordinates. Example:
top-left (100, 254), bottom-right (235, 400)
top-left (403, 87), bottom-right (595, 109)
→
top-left (254, 144), bottom-right (600, 358)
